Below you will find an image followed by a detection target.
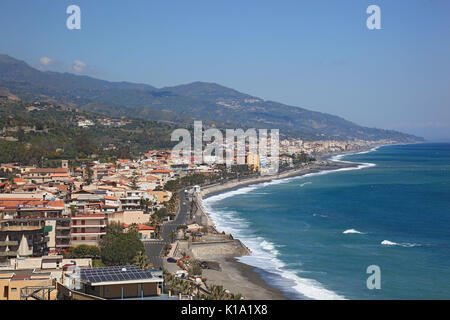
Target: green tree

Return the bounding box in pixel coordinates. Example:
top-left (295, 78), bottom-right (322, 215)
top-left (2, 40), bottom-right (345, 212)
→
top-left (163, 243), bottom-right (172, 255)
top-left (83, 164), bottom-right (94, 185)
top-left (154, 208), bottom-right (168, 220)
top-left (67, 245), bottom-right (100, 258)
top-left (106, 221), bottom-right (124, 235)
top-left (133, 251), bottom-right (152, 270)
top-left (74, 132), bottom-right (95, 156)
top-left (17, 127), bottom-right (25, 142)
top-left (189, 265), bottom-right (202, 277)
top-left (130, 171), bottom-right (139, 190)
top-left (164, 180), bottom-right (180, 192)
top-left (99, 229), bottom-right (144, 266)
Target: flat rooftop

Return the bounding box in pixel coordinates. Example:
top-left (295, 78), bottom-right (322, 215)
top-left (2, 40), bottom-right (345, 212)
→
top-left (80, 265), bottom-right (163, 286)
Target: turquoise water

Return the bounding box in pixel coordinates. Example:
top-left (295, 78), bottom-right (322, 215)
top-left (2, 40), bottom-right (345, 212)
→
top-left (203, 143), bottom-right (450, 299)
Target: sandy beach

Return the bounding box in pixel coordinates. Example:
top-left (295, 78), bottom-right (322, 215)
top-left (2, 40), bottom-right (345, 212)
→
top-left (202, 257), bottom-right (290, 300)
top-left (200, 160), bottom-right (357, 199)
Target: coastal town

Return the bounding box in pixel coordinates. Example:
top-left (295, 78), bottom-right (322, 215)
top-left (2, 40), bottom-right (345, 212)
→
top-left (1, 0), bottom-right (447, 312)
top-left (0, 136), bottom-right (392, 300)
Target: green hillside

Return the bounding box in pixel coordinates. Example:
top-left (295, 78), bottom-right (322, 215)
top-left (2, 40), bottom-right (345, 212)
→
top-left (0, 54), bottom-right (423, 142)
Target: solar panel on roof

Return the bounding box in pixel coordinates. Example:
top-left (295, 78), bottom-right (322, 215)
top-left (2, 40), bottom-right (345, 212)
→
top-left (80, 266), bottom-right (154, 283)
top-left (122, 273), bottom-right (132, 280)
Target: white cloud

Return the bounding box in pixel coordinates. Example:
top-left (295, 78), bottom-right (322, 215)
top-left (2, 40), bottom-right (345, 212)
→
top-left (40, 56), bottom-right (52, 66)
top-left (71, 60), bottom-right (87, 73)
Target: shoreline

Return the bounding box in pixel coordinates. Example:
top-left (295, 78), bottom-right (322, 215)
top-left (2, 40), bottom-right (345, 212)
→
top-left (201, 160), bottom-right (357, 200)
top-left (201, 257), bottom-right (292, 300)
top-left (192, 144), bottom-right (394, 300)
top-left (194, 156), bottom-right (365, 300)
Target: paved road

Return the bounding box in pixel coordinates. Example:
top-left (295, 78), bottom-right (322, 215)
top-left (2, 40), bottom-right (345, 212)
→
top-left (144, 189), bottom-right (190, 269)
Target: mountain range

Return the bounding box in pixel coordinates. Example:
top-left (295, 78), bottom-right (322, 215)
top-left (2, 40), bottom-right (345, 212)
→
top-left (0, 54), bottom-right (422, 142)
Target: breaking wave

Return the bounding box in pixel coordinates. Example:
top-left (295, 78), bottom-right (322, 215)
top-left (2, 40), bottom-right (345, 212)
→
top-left (343, 229), bottom-right (365, 234)
top-left (203, 187), bottom-right (346, 300)
top-left (381, 240), bottom-right (421, 247)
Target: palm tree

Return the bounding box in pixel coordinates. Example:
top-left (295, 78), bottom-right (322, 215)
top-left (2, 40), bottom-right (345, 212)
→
top-left (147, 215), bottom-right (161, 237)
top-left (193, 282), bottom-right (202, 300)
top-left (181, 282), bottom-right (190, 296)
top-left (209, 285), bottom-right (227, 300)
top-left (133, 251), bottom-right (152, 270)
top-left (163, 243), bottom-right (172, 255)
top-left (128, 223), bottom-right (139, 233)
top-left (232, 293), bottom-right (243, 300)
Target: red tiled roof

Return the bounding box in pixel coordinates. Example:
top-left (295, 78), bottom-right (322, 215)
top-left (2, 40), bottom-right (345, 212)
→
top-left (151, 169), bottom-right (172, 174)
top-left (0, 199), bottom-right (64, 209)
top-left (50, 173), bottom-right (69, 177)
top-left (29, 168), bottom-right (68, 174)
top-left (138, 224), bottom-right (155, 230)
top-left (124, 223), bottom-right (155, 231)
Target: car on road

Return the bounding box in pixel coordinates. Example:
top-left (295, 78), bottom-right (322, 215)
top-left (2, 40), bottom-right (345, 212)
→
top-left (167, 257), bottom-right (177, 263)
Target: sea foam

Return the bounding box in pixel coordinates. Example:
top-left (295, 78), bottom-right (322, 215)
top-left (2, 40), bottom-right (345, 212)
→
top-left (343, 229), bottom-right (365, 234)
top-left (299, 182), bottom-right (312, 187)
top-left (381, 240), bottom-right (421, 247)
top-left (204, 189), bottom-right (346, 300)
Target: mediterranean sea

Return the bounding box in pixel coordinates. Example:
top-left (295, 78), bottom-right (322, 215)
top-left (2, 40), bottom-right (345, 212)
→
top-left (203, 143), bottom-right (450, 299)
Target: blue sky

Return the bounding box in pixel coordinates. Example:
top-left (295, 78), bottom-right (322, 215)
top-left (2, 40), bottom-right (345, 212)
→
top-left (1, 0), bottom-right (449, 140)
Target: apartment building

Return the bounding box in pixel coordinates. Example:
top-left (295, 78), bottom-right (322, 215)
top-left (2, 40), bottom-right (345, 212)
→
top-left (0, 226), bottom-right (49, 262)
top-left (70, 213), bottom-right (107, 247)
top-left (0, 198), bottom-right (69, 252)
top-left (118, 190), bottom-right (153, 211)
top-left (107, 210), bottom-right (151, 226)
top-left (24, 168), bottom-right (70, 184)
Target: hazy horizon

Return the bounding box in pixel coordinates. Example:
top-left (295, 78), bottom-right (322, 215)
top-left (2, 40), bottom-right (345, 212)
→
top-left (1, 0), bottom-right (449, 140)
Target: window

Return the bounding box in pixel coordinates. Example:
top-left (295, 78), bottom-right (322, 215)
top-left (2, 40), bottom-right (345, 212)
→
top-left (11, 288), bottom-right (17, 292)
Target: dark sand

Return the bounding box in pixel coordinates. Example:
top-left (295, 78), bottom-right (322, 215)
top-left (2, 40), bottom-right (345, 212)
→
top-left (202, 257), bottom-right (291, 300)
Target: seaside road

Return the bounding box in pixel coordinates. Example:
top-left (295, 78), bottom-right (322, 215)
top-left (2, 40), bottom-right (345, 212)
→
top-left (144, 189), bottom-right (190, 269)
top-left (144, 241), bottom-right (164, 268)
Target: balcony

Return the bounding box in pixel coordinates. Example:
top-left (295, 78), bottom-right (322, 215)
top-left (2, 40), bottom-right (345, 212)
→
top-left (71, 223), bottom-right (106, 227)
top-left (71, 215), bottom-right (105, 220)
top-left (121, 196), bottom-right (141, 200)
top-left (55, 234), bottom-right (71, 239)
top-left (0, 240), bottom-right (19, 246)
top-left (70, 240), bottom-right (99, 246)
top-left (70, 231), bottom-right (106, 236)
top-left (0, 251), bottom-right (18, 257)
